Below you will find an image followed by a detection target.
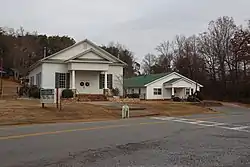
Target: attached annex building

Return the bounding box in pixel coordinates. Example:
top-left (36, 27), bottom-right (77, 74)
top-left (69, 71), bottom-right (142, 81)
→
top-left (28, 39), bottom-right (126, 101)
top-left (124, 72), bottom-right (203, 100)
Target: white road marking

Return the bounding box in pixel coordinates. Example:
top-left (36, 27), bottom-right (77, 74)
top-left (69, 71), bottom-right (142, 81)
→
top-left (230, 126), bottom-right (249, 130)
top-left (213, 123), bottom-right (227, 126)
top-left (150, 116), bottom-right (250, 133)
top-left (197, 123), bottom-right (216, 127)
top-left (150, 117), bottom-right (175, 121)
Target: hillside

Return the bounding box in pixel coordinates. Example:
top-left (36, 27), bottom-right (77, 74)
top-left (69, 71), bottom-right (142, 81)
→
top-left (0, 79), bottom-right (21, 98)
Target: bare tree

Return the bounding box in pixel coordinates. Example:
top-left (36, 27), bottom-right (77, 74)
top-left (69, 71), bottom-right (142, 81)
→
top-left (142, 53), bottom-right (156, 74)
top-left (208, 17), bottom-right (236, 86)
top-left (155, 40), bottom-right (173, 72)
top-left (230, 28), bottom-right (250, 79)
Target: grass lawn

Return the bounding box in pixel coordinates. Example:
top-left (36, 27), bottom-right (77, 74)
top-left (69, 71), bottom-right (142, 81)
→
top-left (0, 99), bottom-right (215, 126)
top-left (0, 99), bottom-right (119, 126)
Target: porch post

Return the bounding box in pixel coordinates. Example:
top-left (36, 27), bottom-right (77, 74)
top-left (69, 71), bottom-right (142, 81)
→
top-left (104, 71), bottom-right (108, 89)
top-left (72, 70), bottom-right (75, 89)
top-left (189, 87), bottom-right (191, 95)
top-left (171, 87), bottom-right (174, 96)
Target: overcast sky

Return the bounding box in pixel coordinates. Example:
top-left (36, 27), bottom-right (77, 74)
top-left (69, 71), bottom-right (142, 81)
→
top-left (1, 0), bottom-right (250, 61)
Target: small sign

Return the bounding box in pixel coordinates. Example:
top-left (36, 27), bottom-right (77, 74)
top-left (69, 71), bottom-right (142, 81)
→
top-left (40, 89), bottom-right (54, 104)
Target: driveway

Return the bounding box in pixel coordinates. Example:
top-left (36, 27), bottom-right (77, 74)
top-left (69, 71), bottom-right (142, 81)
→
top-left (0, 104), bottom-right (250, 166)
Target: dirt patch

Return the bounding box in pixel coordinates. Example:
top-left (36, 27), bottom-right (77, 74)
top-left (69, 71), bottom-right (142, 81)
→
top-left (192, 101), bottom-right (223, 107)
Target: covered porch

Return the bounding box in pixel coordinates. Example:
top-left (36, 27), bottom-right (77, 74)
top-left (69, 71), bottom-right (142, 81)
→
top-left (70, 70), bottom-right (110, 94)
top-left (163, 87), bottom-right (193, 99)
top-left (68, 60), bottom-right (112, 95)
top-left (163, 78), bottom-right (197, 99)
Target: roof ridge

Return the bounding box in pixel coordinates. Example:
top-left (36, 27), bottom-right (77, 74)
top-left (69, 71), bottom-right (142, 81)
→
top-left (125, 73), bottom-right (170, 79)
top-left (124, 73), bottom-right (170, 88)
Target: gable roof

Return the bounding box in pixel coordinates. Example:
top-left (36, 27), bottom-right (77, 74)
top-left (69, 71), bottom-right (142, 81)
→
top-left (41, 39), bottom-right (127, 65)
top-left (29, 39), bottom-right (127, 72)
top-left (145, 72), bottom-right (203, 87)
top-left (124, 73), bottom-right (170, 88)
top-left (124, 72), bottom-right (204, 88)
top-left (164, 78), bottom-right (181, 84)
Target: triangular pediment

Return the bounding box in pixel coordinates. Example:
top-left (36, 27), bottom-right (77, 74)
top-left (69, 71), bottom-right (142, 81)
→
top-left (65, 48), bottom-right (112, 63)
top-left (76, 51), bottom-right (106, 61)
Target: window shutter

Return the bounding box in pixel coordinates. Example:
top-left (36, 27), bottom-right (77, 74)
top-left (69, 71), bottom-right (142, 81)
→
top-left (55, 73), bottom-right (59, 88)
top-left (66, 73), bottom-right (70, 88)
top-left (107, 74), bottom-right (113, 89)
top-left (99, 74), bottom-right (104, 89)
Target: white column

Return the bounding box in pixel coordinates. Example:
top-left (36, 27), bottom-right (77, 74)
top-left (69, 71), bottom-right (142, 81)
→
top-left (171, 87), bottom-right (175, 96)
top-left (72, 70), bottom-right (75, 89)
top-left (104, 71), bottom-right (108, 89)
top-left (189, 88), bottom-right (191, 95)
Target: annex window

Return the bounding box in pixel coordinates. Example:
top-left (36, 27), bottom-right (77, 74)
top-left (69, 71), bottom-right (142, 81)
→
top-left (153, 88), bottom-right (162, 95)
top-left (131, 88), bottom-right (134, 94)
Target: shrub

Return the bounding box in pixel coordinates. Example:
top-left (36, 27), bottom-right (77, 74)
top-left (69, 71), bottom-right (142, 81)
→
top-left (172, 96), bottom-right (182, 102)
top-left (28, 85), bottom-right (40, 98)
top-left (111, 88), bottom-right (120, 96)
top-left (196, 91), bottom-right (204, 101)
top-left (61, 89), bottom-right (74, 98)
top-left (187, 95), bottom-right (201, 102)
top-left (18, 86), bottom-right (29, 97)
top-left (126, 93), bottom-right (140, 98)
top-left (187, 95), bottom-right (196, 102)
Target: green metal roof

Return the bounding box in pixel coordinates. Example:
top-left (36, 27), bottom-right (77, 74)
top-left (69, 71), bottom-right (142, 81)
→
top-left (164, 78), bottom-right (181, 84)
top-left (124, 73), bottom-right (170, 88)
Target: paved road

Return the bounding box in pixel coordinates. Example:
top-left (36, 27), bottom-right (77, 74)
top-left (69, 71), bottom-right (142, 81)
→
top-left (0, 105), bottom-right (250, 167)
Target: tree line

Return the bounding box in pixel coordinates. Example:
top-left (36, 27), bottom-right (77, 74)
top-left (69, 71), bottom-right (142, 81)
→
top-left (1, 16), bottom-right (250, 102)
top-left (0, 27), bottom-right (139, 78)
top-left (0, 27), bottom-right (76, 75)
top-left (141, 16), bottom-right (250, 102)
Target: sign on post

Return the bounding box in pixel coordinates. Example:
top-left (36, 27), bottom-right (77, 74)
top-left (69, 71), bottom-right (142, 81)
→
top-left (40, 89), bottom-right (55, 104)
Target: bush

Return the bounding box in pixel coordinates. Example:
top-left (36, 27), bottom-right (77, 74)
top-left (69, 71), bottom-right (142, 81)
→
top-left (28, 85), bottom-right (40, 98)
top-left (196, 91), bottom-right (204, 101)
top-left (172, 96), bottom-right (182, 102)
top-left (18, 86), bottom-right (29, 97)
top-left (187, 95), bottom-right (198, 102)
top-left (126, 93), bottom-right (140, 98)
top-left (111, 88), bottom-right (120, 96)
top-left (61, 89), bottom-right (74, 98)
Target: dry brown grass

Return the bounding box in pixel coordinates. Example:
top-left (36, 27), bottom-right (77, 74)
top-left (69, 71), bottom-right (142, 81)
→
top-left (127, 101), bottom-right (214, 117)
top-left (0, 99), bottom-right (119, 125)
top-left (0, 99), bottom-right (214, 126)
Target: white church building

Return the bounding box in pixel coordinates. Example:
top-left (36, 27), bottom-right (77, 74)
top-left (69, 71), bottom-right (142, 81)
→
top-left (28, 39), bottom-right (126, 98)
